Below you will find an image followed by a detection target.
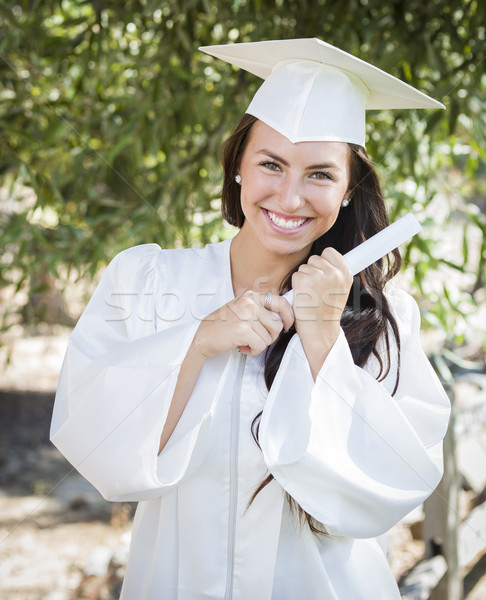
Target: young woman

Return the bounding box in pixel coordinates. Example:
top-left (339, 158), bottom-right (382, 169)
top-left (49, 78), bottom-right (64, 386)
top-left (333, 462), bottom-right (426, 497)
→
top-left (51, 39), bottom-right (450, 599)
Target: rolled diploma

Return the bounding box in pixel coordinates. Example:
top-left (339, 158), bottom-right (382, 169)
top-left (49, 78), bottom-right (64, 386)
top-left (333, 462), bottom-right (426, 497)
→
top-left (343, 213), bottom-right (421, 276)
top-left (282, 213), bottom-right (421, 306)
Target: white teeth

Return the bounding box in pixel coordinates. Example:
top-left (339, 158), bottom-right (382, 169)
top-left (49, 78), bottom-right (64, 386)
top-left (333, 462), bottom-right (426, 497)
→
top-left (267, 211), bottom-right (307, 229)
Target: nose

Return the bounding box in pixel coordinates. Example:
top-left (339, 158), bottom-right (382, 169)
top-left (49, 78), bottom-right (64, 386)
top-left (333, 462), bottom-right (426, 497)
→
top-left (277, 175), bottom-right (305, 213)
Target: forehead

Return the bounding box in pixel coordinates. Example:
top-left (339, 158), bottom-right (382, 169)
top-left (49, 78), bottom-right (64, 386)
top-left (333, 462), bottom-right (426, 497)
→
top-left (245, 120), bottom-right (350, 165)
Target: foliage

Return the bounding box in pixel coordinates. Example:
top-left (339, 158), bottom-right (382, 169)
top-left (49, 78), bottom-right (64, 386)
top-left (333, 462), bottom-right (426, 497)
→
top-left (0, 0), bottom-right (485, 346)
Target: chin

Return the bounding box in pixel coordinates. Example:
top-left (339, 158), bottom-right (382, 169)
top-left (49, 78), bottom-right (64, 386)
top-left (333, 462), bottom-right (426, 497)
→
top-left (263, 238), bottom-right (313, 259)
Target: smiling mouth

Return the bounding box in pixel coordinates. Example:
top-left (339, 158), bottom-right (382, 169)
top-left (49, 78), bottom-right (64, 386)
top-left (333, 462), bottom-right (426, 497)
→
top-left (265, 209), bottom-right (311, 230)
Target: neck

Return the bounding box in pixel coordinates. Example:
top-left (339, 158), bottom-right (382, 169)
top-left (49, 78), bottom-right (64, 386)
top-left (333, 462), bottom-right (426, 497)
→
top-left (230, 226), bottom-right (309, 297)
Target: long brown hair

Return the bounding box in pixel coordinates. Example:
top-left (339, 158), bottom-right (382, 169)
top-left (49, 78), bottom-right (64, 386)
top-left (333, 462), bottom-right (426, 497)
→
top-left (220, 114), bottom-right (401, 535)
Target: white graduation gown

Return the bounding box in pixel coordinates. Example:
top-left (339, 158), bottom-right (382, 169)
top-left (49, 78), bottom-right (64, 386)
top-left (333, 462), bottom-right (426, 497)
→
top-left (50, 239), bottom-right (450, 600)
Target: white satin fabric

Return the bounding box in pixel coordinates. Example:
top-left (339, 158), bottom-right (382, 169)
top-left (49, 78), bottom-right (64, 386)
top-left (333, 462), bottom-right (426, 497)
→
top-left (51, 239), bottom-right (450, 599)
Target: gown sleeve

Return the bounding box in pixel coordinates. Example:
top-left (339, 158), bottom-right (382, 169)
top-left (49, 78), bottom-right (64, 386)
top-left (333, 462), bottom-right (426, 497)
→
top-left (259, 288), bottom-right (451, 539)
top-left (50, 245), bottom-right (212, 503)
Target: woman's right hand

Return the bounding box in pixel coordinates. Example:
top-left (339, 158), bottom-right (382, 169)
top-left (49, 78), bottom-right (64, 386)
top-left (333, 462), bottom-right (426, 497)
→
top-left (159, 291), bottom-right (293, 454)
top-left (191, 291), bottom-right (294, 359)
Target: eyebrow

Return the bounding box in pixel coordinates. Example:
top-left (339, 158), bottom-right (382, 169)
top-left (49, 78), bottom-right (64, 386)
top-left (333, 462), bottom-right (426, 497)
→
top-left (256, 148), bottom-right (342, 171)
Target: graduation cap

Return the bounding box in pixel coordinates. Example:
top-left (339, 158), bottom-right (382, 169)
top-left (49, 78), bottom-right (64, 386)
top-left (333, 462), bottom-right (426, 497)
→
top-left (199, 38), bottom-right (444, 147)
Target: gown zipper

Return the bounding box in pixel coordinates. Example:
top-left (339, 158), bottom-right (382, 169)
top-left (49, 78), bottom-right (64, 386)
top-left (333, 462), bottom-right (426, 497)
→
top-left (224, 351), bottom-right (247, 600)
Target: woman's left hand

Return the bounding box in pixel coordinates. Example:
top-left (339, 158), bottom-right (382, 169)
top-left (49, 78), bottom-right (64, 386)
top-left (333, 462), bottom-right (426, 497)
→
top-left (291, 247), bottom-right (353, 378)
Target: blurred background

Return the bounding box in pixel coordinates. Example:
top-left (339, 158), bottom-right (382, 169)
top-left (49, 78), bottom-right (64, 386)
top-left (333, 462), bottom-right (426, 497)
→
top-left (0, 1), bottom-right (485, 599)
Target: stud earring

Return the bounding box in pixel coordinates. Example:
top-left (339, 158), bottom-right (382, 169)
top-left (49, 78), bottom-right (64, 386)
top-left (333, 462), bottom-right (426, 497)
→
top-left (234, 174), bottom-right (242, 184)
top-left (341, 198), bottom-right (350, 207)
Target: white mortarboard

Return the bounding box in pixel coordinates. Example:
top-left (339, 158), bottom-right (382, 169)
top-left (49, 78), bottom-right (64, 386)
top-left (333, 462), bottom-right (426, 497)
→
top-left (199, 38), bottom-right (445, 147)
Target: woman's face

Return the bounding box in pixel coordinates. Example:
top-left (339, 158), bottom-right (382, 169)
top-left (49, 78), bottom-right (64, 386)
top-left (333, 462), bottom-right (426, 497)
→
top-left (238, 120), bottom-right (351, 259)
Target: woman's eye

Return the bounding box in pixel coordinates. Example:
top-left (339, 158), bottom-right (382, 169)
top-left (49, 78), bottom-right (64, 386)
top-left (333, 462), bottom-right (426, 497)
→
top-left (311, 171), bottom-right (333, 180)
top-left (261, 161), bottom-right (281, 172)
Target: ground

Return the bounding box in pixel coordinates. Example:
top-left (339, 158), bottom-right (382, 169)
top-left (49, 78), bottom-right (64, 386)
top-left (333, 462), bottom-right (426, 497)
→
top-left (0, 330), bottom-right (485, 600)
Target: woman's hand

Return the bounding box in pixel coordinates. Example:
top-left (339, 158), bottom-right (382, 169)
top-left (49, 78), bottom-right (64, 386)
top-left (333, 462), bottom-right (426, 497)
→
top-left (291, 247), bottom-right (353, 378)
top-left (192, 291), bottom-right (294, 359)
top-left (159, 292), bottom-right (292, 454)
